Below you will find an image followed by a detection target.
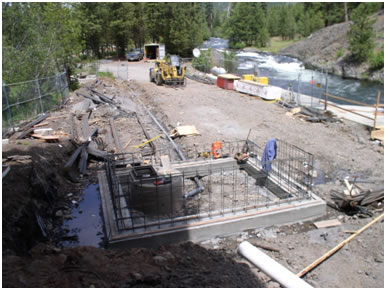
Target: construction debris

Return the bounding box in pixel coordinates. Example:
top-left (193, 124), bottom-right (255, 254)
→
top-left (285, 105), bottom-right (340, 123)
top-left (170, 125), bottom-right (200, 138)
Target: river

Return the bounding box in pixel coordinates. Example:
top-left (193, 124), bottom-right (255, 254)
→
top-left (200, 38), bottom-right (384, 105)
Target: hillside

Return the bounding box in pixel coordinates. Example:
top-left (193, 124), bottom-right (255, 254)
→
top-left (280, 10), bottom-right (384, 83)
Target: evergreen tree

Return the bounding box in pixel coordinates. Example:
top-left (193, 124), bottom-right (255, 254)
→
top-left (2, 2), bottom-right (82, 83)
top-left (347, 3), bottom-right (376, 62)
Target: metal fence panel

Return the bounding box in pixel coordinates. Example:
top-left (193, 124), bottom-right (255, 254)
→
top-left (2, 72), bottom-right (69, 137)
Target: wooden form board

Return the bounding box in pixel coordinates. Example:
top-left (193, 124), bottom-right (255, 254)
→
top-left (314, 219), bottom-right (342, 229)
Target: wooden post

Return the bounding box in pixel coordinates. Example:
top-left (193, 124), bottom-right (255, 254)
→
top-left (297, 213), bottom-right (384, 278)
top-left (373, 91), bottom-right (381, 131)
top-left (324, 69), bottom-right (328, 111)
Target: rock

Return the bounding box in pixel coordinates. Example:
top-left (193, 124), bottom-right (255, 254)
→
top-left (143, 274), bottom-right (161, 285)
top-left (132, 272), bottom-right (143, 281)
top-left (266, 281), bottom-right (280, 288)
top-left (55, 210), bottom-right (63, 217)
top-left (308, 280), bottom-right (321, 288)
top-left (89, 284), bottom-right (95, 288)
top-left (357, 270), bottom-right (363, 274)
top-left (153, 255), bottom-right (167, 266)
top-left (374, 255), bottom-right (383, 263)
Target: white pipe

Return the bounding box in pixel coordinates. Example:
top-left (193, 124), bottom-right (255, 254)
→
top-left (238, 241), bottom-right (313, 288)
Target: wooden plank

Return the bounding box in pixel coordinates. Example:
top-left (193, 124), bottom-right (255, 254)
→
top-left (19, 114), bottom-right (50, 132)
top-left (81, 114), bottom-right (90, 141)
top-left (16, 128), bottom-right (34, 139)
top-left (33, 122), bottom-right (49, 128)
top-left (290, 107), bottom-right (301, 115)
top-left (253, 242), bottom-right (280, 252)
top-left (105, 128), bottom-right (115, 152)
top-left (78, 146), bottom-right (89, 174)
top-left (123, 138), bottom-right (133, 150)
top-left (31, 134), bottom-right (60, 141)
top-left (371, 127), bottom-right (384, 141)
top-left (109, 118), bottom-right (124, 154)
top-left (314, 219), bottom-right (342, 229)
top-left (64, 145), bottom-right (83, 170)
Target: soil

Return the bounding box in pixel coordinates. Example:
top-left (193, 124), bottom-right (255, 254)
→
top-left (280, 10), bottom-right (384, 83)
top-left (2, 60), bottom-right (384, 287)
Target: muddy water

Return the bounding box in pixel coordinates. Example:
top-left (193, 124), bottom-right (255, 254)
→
top-left (61, 184), bottom-right (105, 247)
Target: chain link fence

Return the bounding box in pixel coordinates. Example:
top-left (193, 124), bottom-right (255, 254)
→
top-left (2, 72), bottom-right (69, 137)
top-left (76, 60), bottom-right (129, 81)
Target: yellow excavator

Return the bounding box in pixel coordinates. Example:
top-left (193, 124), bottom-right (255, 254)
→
top-left (149, 55), bottom-right (186, 86)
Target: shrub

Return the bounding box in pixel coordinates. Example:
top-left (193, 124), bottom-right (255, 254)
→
top-left (336, 49), bottom-right (344, 58)
top-left (192, 48), bottom-right (212, 73)
top-left (370, 49), bottom-right (384, 70)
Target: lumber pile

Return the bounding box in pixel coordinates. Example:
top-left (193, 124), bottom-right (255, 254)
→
top-left (330, 178), bottom-right (384, 216)
top-left (285, 105), bottom-right (340, 123)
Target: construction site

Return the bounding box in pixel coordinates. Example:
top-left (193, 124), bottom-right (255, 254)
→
top-left (2, 59), bottom-right (384, 288)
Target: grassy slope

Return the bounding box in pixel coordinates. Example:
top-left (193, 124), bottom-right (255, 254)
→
top-left (256, 36), bottom-right (304, 54)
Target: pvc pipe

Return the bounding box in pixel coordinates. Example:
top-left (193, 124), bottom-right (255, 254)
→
top-left (238, 241), bottom-right (313, 288)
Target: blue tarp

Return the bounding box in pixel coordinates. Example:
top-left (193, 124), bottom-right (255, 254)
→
top-left (261, 138), bottom-right (277, 173)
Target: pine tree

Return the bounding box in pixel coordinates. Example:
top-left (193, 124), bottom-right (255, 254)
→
top-left (347, 3), bottom-right (376, 62)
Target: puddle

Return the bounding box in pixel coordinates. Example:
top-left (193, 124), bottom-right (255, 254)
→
top-left (61, 184), bottom-right (105, 247)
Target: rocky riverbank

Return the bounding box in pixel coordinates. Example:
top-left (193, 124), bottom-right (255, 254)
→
top-left (280, 10), bottom-right (384, 83)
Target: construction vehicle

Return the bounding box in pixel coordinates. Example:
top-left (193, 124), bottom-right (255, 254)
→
top-left (149, 55), bottom-right (186, 86)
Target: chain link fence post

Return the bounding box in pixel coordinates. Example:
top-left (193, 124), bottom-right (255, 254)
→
top-left (2, 83), bottom-right (14, 135)
top-left (35, 78), bottom-right (44, 113)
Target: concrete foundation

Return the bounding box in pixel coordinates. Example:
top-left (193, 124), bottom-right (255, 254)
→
top-left (98, 169), bottom-right (326, 249)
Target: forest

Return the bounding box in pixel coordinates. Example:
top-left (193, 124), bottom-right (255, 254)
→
top-left (2, 2), bottom-right (384, 84)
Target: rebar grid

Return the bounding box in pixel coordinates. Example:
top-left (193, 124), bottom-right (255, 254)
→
top-left (104, 139), bottom-right (313, 233)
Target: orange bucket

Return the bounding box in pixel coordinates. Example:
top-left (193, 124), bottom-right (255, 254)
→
top-left (211, 141), bottom-right (222, 159)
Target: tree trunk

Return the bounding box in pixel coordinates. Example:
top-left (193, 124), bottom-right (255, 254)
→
top-left (344, 2), bottom-right (349, 22)
top-left (227, 3), bottom-right (231, 18)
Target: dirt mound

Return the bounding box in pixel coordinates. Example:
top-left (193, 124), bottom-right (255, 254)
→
top-left (2, 140), bottom-right (82, 255)
top-left (2, 242), bottom-right (264, 288)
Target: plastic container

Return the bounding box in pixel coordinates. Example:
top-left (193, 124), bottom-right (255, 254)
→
top-left (211, 141), bottom-right (222, 159)
top-left (256, 77), bottom-right (269, 85)
top-left (242, 74), bottom-right (254, 81)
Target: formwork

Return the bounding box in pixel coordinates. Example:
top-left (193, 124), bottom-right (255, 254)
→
top-left (98, 139), bottom-right (326, 248)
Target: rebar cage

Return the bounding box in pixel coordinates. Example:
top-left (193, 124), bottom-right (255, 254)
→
top-left (104, 139), bottom-right (314, 234)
